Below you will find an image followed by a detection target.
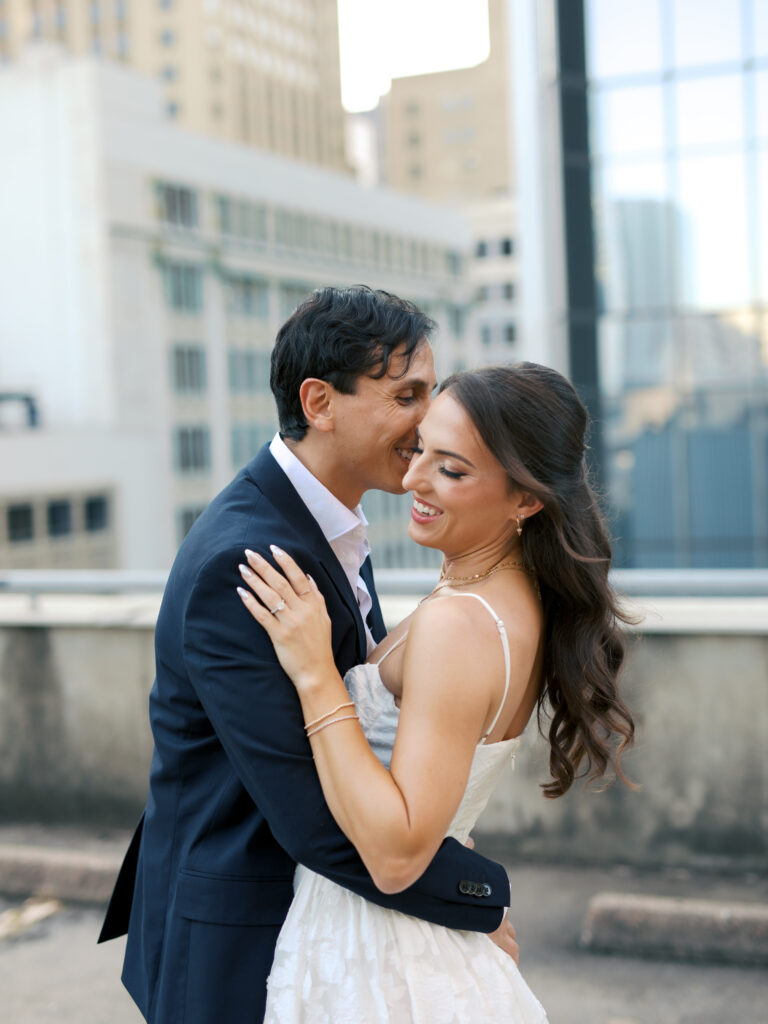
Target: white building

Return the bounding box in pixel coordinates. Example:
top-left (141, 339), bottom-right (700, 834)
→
top-left (0, 48), bottom-right (473, 570)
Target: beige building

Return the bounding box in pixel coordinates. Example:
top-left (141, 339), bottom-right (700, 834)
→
top-left (0, 0), bottom-right (347, 171)
top-left (384, 0), bottom-right (513, 203)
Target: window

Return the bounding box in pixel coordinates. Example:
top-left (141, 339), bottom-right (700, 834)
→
top-left (177, 504), bottom-right (206, 542)
top-left (84, 496), bottom-right (109, 532)
top-left (504, 323), bottom-right (517, 343)
top-left (228, 350), bottom-right (271, 393)
top-left (160, 29), bottom-right (175, 45)
top-left (408, 165), bottom-right (422, 180)
top-left (475, 240), bottom-right (488, 258)
top-left (503, 282), bottom-right (515, 301)
top-left (476, 285), bottom-right (489, 302)
top-left (278, 282), bottom-right (311, 318)
top-left (173, 426), bottom-right (211, 472)
top-left (171, 344), bottom-right (207, 392)
top-left (7, 504), bottom-right (33, 542)
top-left (407, 133), bottom-right (420, 147)
top-left (47, 500), bottom-right (72, 537)
top-left (156, 182), bottom-right (198, 228)
top-left (90, 1), bottom-right (101, 24)
top-left (231, 422), bottom-right (271, 465)
top-left (161, 65), bottom-right (177, 81)
top-left (480, 325), bottom-right (492, 346)
top-left (163, 263), bottom-right (203, 312)
top-left (500, 237), bottom-right (514, 256)
top-left (446, 305), bottom-right (465, 337)
top-left (225, 276), bottom-right (268, 317)
top-left (445, 250), bottom-right (462, 275)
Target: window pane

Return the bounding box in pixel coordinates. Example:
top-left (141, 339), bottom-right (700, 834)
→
top-left (760, 149), bottom-right (768, 302)
top-left (675, 75), bottom-right (743, 148)
top-left (586, 0), bottom-right (663, 78)
top-left (756, 71), bottom-right (768, 141)
top-left (7, 504), bottom-right (34, 542)
top-left (672, 0), bottom-right (742, 67)
top-left (85, 496), bottom-right (109, 531)
top-left (48, 500), bottom-right (72, 537)
top-left (757, 0), bottom-right (768, 58)
top-left (594, 160), bottom-right (672, 312)
top-left (591, 85), bottom-right (665, 157)
top-left (676, 153), bottom-right (750, 309)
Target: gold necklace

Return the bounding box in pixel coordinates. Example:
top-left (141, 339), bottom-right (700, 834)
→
top-left (434, 558), bottom-right (529, 591)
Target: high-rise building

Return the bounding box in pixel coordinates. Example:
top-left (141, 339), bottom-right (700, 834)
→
top-left (0, 52), bottom-right (472, 570)
top-left (0, 0), bottom-right (348, 171)
top-left (383, 0), bottom-right (514, 203)
top-left (362, 2), bottom-right (526, 366)
top-left (515, 0), bottom-right (768, 567)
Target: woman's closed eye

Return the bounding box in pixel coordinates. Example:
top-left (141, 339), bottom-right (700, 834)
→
top-left (439, 466), bottom-right (465, 480)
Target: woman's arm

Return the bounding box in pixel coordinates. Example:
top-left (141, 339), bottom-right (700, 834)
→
top-left (238, 546), bottom-right (522, 894)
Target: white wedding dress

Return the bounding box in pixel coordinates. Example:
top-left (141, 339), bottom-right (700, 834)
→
top-left (264, 593), bottom-right (548, 1023)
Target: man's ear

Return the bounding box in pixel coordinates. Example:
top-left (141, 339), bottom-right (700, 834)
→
top-left (299, 378), bottom-right (335, 433)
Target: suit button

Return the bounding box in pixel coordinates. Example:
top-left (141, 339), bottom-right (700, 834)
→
top-left (458, 880), bottom-right (472, 895)
top-left (481, 883), bottom-right (492, 897)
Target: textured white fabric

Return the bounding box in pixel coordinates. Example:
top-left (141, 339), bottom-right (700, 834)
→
top-left (264, 663), bottom-right (548, 1023)
top-left (269, 435), bottom-right (375, 653)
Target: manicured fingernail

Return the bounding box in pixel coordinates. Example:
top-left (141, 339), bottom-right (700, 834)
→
top-left (238, 563), bottom-right (253, 578)
top-left (245, 549), bottom-right (260, 561)
top-left (236, 587), bottom-right (250, 599)
top-left (270, 544), bottom-right (285, 557)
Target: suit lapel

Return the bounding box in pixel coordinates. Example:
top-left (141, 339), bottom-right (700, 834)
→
top-left (360, 556), bottom-right (386, 644)
top-left (245, 446), bottom-right (368, 662)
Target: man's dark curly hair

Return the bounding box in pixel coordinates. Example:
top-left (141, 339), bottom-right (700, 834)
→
top-left (270, 285), bottom-right (436, 441)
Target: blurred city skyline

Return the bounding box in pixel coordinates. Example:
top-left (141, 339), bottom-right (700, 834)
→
top-left (337, 0), bottom-right (491, 112)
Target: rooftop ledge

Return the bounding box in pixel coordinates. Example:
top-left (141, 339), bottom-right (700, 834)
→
top-left (0, 570), bottom-right (766, 634)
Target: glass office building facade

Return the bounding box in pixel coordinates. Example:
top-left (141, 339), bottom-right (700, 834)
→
top-left (572, 0), bottom-right (768, 566)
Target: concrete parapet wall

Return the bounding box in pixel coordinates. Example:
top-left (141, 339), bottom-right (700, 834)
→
top-left (0, 593), bottom-right (766, 868)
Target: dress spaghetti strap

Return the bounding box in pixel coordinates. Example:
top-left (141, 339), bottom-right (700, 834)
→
top-left (442, 593), bottom-right (512, 744)
top-left (372, 631), bottom-right (408, 666)
top-left (372, 592), bottom-right (512, 742)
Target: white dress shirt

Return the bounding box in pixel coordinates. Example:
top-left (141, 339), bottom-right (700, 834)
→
top-left (269, 434), bottom-right (376, 655)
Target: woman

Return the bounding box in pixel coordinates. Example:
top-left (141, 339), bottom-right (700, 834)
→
top-left (237, 363), bottom-right (635, 1023)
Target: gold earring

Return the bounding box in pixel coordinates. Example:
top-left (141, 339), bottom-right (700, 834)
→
top-left (516, 514), bottom-right (525, 537)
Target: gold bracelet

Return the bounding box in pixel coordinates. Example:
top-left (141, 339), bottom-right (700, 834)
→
top-left (304, 701), bottom-right (355, 732)
top-left (305, 713), bottom-right (358, 738)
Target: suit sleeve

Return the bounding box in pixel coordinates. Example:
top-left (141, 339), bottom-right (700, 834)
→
top-left (182, 544), bottom-right (510, 932)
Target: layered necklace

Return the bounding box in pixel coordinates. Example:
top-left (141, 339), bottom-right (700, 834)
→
top-left (432, 557), bottom-right (533, 594)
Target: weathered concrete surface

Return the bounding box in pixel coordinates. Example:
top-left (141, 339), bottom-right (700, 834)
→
top-left (0, 593), bottom-right (767, 869)
top-left (581, 892), bottom-right (768, 966)
top-left (3, 859), bottom-right (768, 1024)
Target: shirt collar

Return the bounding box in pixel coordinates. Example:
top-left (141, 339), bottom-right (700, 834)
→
top-left (269, 434), bottom-right (368, 546)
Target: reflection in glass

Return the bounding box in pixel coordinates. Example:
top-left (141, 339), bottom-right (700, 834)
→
top-left (594, 161), bottom-right (670, 312)
top-left (586, 0), bottom-right (662, 78)
top-left (675, 75), bottom-right (743, 147)
top-left (673, 0), bottom-right (742, 67)
top-left (757, 149), bottom-right (768, 303)
top-left (756, 71), bottom-right (768, 140)
top-left (676, 153), bottom-right (749, 309)
top-left (755, 0), bottom-right (768, 58)
top-left (591, 84), bottom-right (665, 156)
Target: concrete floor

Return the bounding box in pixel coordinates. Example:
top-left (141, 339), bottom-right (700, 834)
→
top-left (1, 862), bottom-right (767, 1024)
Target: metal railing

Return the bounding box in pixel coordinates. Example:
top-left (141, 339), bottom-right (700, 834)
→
top-left (1, 568), bottom-right (768, 597)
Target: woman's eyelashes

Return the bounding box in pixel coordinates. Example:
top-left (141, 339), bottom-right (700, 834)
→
top-left (410, 446), bottom-right (465, 480)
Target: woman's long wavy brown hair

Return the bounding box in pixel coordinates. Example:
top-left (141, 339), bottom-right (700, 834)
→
top-left (440, 363), bottom-right (635, 798)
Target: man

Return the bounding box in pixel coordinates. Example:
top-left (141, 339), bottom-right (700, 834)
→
top-left (100, 286), bottom-right (513, 1022)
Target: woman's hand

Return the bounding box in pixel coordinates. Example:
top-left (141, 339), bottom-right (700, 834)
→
top-left (237, 546), bottom-right (336, 690)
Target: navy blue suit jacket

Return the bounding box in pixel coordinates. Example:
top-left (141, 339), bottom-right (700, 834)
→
top-left (99, 446), bottom-right (509, 1023)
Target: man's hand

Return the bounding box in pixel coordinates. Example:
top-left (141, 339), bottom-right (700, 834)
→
top-left (488, 911), bottom-right (519, 963)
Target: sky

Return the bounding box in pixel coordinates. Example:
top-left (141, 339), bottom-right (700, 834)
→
top-left (336, 0), bottom-right (491, 112)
